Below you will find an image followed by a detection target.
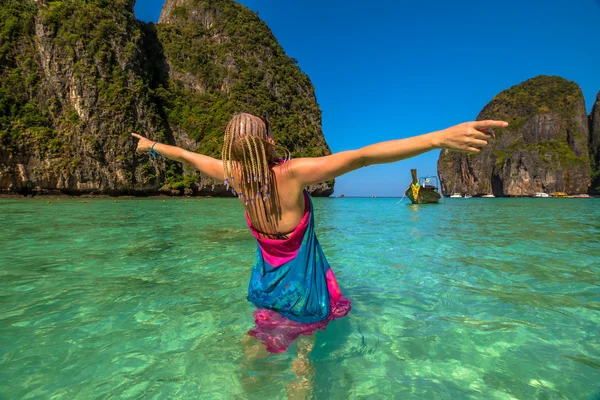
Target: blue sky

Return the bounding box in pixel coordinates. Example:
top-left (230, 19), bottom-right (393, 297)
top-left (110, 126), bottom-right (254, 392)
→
top-left (135, 0), bottom-right (600, 197)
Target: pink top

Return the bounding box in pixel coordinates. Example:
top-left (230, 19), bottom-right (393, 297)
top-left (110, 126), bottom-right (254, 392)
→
top-left (245, 191), bottom-right (310, 267)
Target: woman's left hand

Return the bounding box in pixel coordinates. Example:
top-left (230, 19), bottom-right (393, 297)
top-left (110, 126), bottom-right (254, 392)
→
top-left (131, 133), bottom-right (154, 153)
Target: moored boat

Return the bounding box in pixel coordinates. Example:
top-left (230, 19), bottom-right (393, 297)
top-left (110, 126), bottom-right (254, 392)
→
top-left (534, 192), bottom-right (549, 198)
top-left (405, 169), bottom-right (442, 204)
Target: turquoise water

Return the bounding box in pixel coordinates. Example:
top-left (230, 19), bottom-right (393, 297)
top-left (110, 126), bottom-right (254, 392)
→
top-left (1, 197), bottom-right (599, 399)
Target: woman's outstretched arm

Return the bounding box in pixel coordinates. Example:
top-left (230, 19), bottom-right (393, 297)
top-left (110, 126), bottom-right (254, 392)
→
top-left (131, 133), bottom-right (224, 180)
top-left (288, 120), bottom-right (508, 187)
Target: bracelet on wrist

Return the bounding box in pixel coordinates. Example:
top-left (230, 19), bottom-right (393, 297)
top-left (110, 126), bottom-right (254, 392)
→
top-left (149, 142), bottom-right (160, 161)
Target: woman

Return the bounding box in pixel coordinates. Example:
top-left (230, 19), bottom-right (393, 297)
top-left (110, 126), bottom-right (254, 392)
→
top-left (132, 113), bottom-right (507, 352)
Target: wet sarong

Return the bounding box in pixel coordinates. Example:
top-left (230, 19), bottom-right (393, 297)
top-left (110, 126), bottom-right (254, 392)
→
top-left (246, 191), bottom-right (351, 353)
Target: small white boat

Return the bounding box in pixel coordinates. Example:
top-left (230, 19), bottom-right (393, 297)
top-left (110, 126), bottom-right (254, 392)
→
top-left (464, 194), bottom-right (472, 199)
top-left (450, 193), bottom-right (462, 198)
top-left (482, 194), bottom-right (495, 198)
top-left (534, 192), bottom-right (549, 198)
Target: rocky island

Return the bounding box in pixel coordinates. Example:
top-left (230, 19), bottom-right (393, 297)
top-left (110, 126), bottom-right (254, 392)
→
top-left (438, 76), bottom-right (599, 197)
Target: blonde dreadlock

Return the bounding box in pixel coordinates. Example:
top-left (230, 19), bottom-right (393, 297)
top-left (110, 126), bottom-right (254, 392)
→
top-left (222, 113), bottom-right (290, 205)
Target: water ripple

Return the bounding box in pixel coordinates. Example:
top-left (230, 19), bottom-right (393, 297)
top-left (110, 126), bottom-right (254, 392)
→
top-left (0, 198), bottom-right (598, 399)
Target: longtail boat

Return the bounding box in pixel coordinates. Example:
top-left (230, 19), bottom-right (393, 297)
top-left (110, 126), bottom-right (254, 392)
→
top-left (405, 169), bottom-right (442, 204)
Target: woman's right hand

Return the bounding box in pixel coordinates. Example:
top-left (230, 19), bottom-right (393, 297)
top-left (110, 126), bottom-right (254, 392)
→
top-left (433, 120), bottom-right (508, 154)
top-left (131, 133), bottom-right (155, 153)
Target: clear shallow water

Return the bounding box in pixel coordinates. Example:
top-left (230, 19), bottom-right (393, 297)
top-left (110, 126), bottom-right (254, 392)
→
top-left (1, 197), bottom-right (599, 399)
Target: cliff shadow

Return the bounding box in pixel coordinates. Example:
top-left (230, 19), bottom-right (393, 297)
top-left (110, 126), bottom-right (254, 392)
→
top-left (491, 172), bottom-right (504, 197)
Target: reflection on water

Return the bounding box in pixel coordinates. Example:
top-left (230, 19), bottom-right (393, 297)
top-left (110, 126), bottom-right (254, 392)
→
top-left (0, 198), bottom-right (599, 399)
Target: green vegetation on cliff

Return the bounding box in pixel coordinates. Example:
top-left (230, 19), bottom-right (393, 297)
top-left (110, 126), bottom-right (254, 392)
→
top-left (483, 76), bottom-right (583, 121)
top-left (0, 0), bottom-right (333, 195)
top-left (482, 76), bottom-right (587, 147)
top-left (1, 0), bottom-right (162, 180)
top-left (480, 76), bottom-right (589, 174)
top-left (156, 0), bottom-right (330, 160)
top-left (438, 75), bottom-right (592, 196)
top-left (493, 140), bottom-right (587, 168)
top-left (0, 1), bottom-right (52, 154)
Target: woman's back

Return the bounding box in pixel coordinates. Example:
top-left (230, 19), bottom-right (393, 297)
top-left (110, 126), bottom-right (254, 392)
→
top-left (242, 162), bottom-right (307, 239)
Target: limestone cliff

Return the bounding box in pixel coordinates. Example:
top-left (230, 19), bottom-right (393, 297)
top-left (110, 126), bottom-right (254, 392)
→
top-left (437, 76), bottom-right (591, 196)
top-left (155, 0), bottom-right (333, 195)
top-left (589, 92), bottom-right (600, 194)
top-left (0, 0), bottom-right (334, 196)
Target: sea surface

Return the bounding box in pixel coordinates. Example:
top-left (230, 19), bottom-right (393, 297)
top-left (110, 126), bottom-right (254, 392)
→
top-left (1, 197), bottom-right (599, 399)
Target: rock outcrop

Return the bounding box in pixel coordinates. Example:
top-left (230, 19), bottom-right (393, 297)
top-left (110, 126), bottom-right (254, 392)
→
top-left (437, 76), bottom-right (591, 196)
top-left (589, 91), bottom-right (600, 194)
top-left (0, 0), bottom-right (334, 196)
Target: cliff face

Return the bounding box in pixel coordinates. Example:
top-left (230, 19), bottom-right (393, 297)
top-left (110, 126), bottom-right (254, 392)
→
top-left (437, 76), bottom-right (591, 196)
top-left (0, 0), bottom-right (334, 196)
top-left (0, 0), bottom-right (165, 195)
top-left (157, 0), bottom-right (330, 153)
top-left (589, 92), bottom-right (600, 194)
top-left (155, 0), bottom-right (333, 195)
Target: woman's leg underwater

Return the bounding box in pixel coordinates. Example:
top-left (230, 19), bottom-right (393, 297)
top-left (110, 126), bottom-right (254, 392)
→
top-left (286, 335), bottom-right (316, 399)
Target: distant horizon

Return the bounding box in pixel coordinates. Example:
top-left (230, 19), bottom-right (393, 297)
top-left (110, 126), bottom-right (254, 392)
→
top-left (135, 0), bottom-right (600, 197)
